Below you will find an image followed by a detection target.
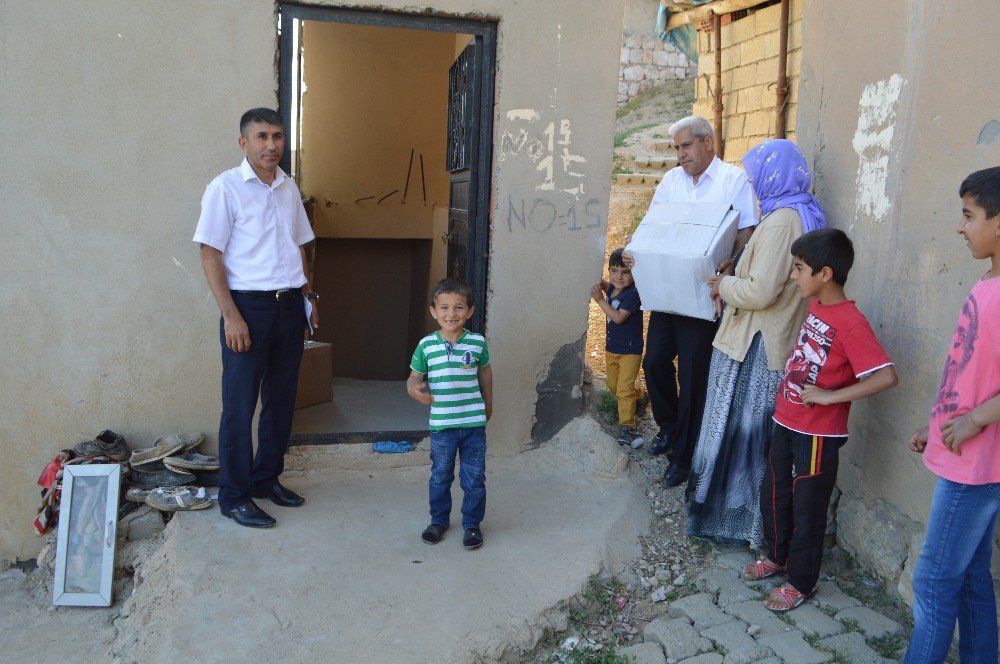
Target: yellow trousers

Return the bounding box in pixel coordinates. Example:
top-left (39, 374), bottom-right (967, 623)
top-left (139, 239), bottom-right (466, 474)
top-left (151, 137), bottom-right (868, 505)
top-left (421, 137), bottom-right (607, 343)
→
top-left (606, 352), bottom-right (642, 428)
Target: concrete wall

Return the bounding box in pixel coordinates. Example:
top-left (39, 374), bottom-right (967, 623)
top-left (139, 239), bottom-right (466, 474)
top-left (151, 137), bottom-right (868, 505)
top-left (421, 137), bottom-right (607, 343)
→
top-left (0, 0), bottom-right (625, 561)
top-left (692, 0), bottom-right (804, 163)
top-left (623, 0), bottom-right (661, 37)
top-left (796, 0), bottom-right (1000, 602)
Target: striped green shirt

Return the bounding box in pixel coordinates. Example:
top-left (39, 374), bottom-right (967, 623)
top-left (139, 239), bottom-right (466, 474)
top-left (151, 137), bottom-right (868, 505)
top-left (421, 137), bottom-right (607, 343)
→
top-left (410, 330), bottom-right (490, 431)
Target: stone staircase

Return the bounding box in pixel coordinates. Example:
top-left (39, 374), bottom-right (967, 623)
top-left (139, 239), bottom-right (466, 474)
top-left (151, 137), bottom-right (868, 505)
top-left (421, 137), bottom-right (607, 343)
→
top-left (614, 139), bottom-right (678, 190)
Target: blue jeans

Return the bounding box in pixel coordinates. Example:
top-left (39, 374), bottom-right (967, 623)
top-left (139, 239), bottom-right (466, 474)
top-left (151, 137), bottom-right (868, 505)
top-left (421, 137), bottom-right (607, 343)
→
top-left (428, 426), bottom-right (486, 530)
top-left (905, 478), bottom-right (1000, 664)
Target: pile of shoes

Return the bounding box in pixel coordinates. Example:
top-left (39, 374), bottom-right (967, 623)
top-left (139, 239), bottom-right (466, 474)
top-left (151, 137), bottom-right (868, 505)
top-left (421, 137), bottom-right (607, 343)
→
top-left (127, 433), bottom-right (219, 513)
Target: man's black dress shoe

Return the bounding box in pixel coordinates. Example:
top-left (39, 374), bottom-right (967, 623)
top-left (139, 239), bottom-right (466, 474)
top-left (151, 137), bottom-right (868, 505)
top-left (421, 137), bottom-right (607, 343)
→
top-left (223, 500), bottom-right (276, 528)
top-left (252, 482), bottom-right (305, 507)
top-left (662, 463), bottom-right (689, 488)
top-left (647, 433), bottom-right (670, 456)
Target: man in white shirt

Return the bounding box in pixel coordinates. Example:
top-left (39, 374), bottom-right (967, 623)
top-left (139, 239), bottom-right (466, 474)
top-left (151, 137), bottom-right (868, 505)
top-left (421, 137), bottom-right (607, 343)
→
top-left (194, 107), bottom-right (319, 528)
top-left (628, 116), bottom-right (757, 487)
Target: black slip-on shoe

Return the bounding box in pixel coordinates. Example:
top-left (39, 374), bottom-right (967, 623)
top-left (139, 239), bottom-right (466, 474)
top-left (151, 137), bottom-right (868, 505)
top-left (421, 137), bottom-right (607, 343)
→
top-left (252, 482), bottom-right (304, 507)
top-left (646, 433), bottom-right (670, 456)
top-left (463, 528), bottom-right (484, 550)
top-left (222, 500), bottom-right (276, 528)
top-left (662, 463), bottom-right (689, 488)
top-left (422, 524), bottom-right (448, 544)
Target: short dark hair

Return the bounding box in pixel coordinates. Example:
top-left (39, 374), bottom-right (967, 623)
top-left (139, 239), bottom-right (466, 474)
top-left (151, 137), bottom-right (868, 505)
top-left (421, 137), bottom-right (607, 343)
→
top-left (790, 228), bottom-right (854, 285)
top-left (959, 167), bottom-right (1000, 219)
top-left (431, 277), bottom-right (473, 307)
top-left (608, 248), bottom-right (626, 268)
top-left (240, 107), bottom-right (283, 136)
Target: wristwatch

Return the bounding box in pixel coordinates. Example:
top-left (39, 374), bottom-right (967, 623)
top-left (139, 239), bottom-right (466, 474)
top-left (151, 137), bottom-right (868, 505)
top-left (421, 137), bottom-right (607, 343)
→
top-left (305, 292), bottom-right (319, 302)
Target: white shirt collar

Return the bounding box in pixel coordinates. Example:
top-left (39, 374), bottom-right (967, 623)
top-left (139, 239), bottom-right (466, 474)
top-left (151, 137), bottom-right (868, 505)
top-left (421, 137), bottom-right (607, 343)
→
top-left (689, 155), bottom-right (721, 186)
top-left (239, 157), bottom-right (286, 187)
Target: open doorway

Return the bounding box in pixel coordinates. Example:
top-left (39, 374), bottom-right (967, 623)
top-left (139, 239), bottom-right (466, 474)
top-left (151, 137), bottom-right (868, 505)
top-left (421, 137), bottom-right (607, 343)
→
top-left (278, 6), bottom-right (496, 443)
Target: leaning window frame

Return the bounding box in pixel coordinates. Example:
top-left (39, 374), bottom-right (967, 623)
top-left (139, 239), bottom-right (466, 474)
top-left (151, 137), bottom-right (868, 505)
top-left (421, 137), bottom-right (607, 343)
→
top-left (52, 464), bottom-right (121, 607)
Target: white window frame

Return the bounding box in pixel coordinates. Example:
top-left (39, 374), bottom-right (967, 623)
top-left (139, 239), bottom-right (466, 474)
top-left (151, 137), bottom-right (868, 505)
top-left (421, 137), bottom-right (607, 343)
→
top-left (52, 464), bottom-right (121, 607)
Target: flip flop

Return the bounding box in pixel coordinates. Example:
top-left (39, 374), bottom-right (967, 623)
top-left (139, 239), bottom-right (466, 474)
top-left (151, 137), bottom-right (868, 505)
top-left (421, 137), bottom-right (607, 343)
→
top-left (742, 558), bottom-right (785, 580)
top-left (765, 585), bottom-right (810, 613)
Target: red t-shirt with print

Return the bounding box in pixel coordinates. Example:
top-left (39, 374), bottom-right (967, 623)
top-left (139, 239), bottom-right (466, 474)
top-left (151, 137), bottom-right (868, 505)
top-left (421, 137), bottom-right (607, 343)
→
top-left (773, 299), bottom-right (893, 437)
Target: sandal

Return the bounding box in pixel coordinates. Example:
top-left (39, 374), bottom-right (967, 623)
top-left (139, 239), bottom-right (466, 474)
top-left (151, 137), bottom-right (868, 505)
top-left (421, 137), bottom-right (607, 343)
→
top-left (742, 558), bottom-right (785, 580)
top-left (765, 585), bottom-right (810, 613)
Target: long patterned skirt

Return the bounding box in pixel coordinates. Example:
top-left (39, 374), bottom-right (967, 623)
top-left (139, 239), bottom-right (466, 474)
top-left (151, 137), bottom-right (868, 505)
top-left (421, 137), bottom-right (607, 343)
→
top-left (685, 333), bottom-right (783, 548)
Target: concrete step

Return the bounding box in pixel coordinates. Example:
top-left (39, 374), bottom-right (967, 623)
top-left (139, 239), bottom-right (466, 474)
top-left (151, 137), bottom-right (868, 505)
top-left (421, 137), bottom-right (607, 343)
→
top-left (653, 139), bottom-right (675, 153)
top-left (633, 155), bottom-right (678, 171)
top-left (614, 172), bottom-right (664, 188)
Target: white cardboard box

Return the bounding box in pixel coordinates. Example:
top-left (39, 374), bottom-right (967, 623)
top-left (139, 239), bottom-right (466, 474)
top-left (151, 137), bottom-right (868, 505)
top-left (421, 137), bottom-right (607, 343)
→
top-left (625, 201), bottom-right (739, 321)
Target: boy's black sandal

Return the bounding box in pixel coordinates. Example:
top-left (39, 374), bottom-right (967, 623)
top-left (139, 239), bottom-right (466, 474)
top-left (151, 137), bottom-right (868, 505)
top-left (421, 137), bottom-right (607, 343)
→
top-left (421, 524), bottom-right (447, 544)
top-left (463, 528), bottom-right (484, 550)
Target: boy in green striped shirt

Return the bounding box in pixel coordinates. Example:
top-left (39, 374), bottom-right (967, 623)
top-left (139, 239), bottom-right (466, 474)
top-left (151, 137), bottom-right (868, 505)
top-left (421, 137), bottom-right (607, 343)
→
top-left (407, 278), bottom-right (493, 549)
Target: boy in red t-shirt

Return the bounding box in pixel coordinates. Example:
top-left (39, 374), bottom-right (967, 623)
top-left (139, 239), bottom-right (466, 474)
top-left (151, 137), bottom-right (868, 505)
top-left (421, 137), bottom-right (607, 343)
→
top-left (740, 229), bottom-right (899, 612)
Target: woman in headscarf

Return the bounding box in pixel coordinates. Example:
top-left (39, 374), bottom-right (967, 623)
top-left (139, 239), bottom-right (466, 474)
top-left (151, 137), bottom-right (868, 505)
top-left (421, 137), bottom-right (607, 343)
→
top-left (685, 139), bottom-right (827, 555)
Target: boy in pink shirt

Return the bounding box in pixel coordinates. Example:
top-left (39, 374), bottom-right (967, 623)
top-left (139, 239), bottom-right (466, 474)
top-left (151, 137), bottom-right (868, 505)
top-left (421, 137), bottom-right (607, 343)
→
top-left (905, 167), bottom-right (1000, 663)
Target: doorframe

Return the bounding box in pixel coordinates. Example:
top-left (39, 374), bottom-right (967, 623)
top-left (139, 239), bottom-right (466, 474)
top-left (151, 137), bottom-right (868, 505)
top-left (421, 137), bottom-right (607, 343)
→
top-left (277, 3), bottom-right (496, 333)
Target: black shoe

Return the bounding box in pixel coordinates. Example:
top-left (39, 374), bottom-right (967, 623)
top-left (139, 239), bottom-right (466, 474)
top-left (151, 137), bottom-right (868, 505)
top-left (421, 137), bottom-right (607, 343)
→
top-left (647, 433), bottom-right (670, 456)
top-left (662, 464), bottom-right (689, 488)
top-left (616, 426), bottom-right (638, 446)
top-left (252, 482), bottom-right (305, 507)
top-left (421, 524), bottom-right (448, 544)
top-left (463, 528), bottom-right (484, 550)
top-left (223, 500), bottom-right (276, 528)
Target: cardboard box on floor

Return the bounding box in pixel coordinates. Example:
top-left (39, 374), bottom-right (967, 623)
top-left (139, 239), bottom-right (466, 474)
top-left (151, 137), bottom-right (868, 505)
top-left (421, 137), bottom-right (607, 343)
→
top-left (625, 201), bottom-right (739, 321)
top-left (295, 340), bottom-right (333, 410)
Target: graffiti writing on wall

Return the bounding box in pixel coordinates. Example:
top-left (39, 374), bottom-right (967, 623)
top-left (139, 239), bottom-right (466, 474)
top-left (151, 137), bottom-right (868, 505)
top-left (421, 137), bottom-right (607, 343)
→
top-left (506, 196), bottom-right (602, 233)
top-left (500, 109), bottom-right (588, 196)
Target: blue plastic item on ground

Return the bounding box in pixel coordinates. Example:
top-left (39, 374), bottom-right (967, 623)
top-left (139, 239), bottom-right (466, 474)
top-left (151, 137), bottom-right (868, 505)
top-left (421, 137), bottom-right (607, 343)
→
top-left (372, 440), bottom-right (415, 454)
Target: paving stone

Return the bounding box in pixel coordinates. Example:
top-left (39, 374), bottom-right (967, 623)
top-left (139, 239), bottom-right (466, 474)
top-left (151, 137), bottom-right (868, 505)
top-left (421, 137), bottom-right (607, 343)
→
top-left (785, 603), bottom-right (844, 638)
top-left (714, 551), bottom-right (751, 574)
top-left (834, 606), bottom-right (904, 640)
top-left (676, 655), bottom-right (723, 664)
top-left (696, 571), bottom-right (758, 608)
top-left (817, 631), bottom-right (894, 664)
top-left (722, 600), bottom-right (792, 640)
top-left (699, 621), bottom-right (773, 664)
top-left (752, 659), bottom-right (782, 664)
top-left (617, 641), bottom-right (667, 664)
top-left (643, 617), bottom-right (714, 660)
top-left (668, 593), bottom-right (735, 633)
top-left (812, 580), bottom-right (862, 613)
top-left (756, 630), bottom-right (831, 663)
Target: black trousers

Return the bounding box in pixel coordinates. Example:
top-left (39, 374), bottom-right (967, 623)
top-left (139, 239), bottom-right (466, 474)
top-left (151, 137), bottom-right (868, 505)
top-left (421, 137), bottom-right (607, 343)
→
top-left (642, 311), bottom-right (718, 471)
top-left (217, 291), bottom-right (306, 512)
top-left (761, 423), bottom-right (846, 594)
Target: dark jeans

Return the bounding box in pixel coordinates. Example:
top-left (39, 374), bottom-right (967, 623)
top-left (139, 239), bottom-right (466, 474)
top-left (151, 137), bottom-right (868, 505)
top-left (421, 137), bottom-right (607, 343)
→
top-left (761, 423), bottom-right (846, 594)
top-left (217, 291), bottom-right (305, 512)
top-left (429, 426), bottom-right (487, 530)
top-left (642, 311), bottom-right (718, 470)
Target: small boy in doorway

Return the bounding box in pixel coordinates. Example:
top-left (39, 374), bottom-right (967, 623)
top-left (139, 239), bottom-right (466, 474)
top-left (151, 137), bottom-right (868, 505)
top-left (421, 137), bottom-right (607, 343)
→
top-left (904, 168), bottom-right (1000, 663)
top-left (591, 248), bottom-right (645, 445)
top-left (742, 228), bottom-right (898, 612)
top-left (407, 278), bottom-right (493, 550)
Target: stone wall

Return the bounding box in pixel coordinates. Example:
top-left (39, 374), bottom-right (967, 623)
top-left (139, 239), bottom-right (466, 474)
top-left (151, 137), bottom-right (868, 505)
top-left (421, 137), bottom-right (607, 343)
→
top-left (618, 32), bottom-right (697, 105)
top-left (691, 0), bottom-right (804, 162)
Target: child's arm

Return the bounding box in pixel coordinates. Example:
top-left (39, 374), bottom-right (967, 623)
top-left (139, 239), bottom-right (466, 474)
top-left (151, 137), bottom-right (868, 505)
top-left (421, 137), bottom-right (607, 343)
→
top-left (590, 283), bottom-right (634, 324)
top-left (478, 364), bottom-right (493, 420)
top-left (800, 365), bottom-right (898, 406)
top-left (940, 393), bottom-right (1000, 456)
top-left (406, 371), bottom-right (433, 405)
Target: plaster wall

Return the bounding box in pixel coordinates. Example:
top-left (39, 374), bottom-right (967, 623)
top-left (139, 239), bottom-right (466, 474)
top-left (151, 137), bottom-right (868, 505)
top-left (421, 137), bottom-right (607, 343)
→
top-left (0, 0), bottom-right (624, 560)
top-left (623, 0), bottom-right (661, 38)
top-left (691, 0), bottom-right (804, 162)
top-left (796, 0), bottom-right (1000, 599)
